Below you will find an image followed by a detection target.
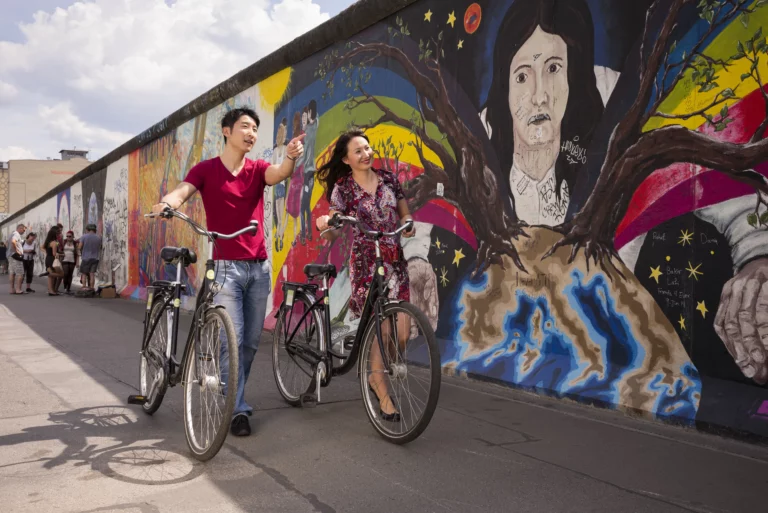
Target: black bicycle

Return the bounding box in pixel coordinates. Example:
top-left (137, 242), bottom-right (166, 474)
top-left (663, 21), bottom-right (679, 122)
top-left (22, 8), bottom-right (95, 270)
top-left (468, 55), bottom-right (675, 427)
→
top-left (272, 213), bottom-right (441, 444)
top-left (127, 207), bottom-right (258, 461)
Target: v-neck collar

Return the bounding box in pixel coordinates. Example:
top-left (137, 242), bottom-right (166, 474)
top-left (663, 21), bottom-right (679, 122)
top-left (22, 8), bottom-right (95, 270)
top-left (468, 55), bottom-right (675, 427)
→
top-left (217, 156), bottom-right (247, 179)
top-left (351, 169), bottom-right (381, 197)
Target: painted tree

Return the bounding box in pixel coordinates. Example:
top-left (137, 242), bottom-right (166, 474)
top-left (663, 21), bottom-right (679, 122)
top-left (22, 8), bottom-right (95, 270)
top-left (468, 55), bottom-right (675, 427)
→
top-left (545, 0), bottom-right (768, 275)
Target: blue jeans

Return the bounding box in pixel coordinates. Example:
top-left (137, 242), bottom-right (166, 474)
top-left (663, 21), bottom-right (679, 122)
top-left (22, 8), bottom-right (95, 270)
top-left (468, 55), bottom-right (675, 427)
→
top-left (215, 259), bottom-right (271, 418)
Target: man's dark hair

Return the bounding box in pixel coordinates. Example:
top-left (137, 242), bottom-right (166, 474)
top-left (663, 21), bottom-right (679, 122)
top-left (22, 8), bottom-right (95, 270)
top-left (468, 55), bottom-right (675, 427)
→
top-left (221, 108), bottom-right (260, 144)
top-left (308, 99), bottom-right (317, 122)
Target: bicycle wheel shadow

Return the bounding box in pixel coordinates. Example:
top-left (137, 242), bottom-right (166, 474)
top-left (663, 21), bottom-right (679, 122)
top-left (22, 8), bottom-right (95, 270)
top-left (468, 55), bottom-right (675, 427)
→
top-left (0, 404), bottom-right (204, 485)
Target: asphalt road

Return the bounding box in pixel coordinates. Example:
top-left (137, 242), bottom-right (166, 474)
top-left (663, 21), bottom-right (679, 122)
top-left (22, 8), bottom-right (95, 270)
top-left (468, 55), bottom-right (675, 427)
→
top-left (1, 281), bottom-right (767, 513)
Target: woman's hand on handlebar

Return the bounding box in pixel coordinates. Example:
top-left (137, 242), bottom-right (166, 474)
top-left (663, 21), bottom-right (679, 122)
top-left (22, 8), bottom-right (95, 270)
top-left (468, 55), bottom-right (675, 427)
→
top-left (401, 218), bottom-right (415, 238)
top-left (150, 202), bottom-right (172, 216)
top-left (316, 215), bottom-right (331, 232)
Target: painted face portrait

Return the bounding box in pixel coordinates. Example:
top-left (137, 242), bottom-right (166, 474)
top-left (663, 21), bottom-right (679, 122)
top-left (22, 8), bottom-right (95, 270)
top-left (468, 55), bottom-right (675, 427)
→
top-left (508, 26), bottom-right (569, 149)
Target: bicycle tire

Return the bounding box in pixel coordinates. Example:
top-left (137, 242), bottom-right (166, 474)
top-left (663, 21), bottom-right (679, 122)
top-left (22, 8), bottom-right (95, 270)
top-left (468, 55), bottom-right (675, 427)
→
top-left (182, 306), bottom-right (238, 461)
top-left (139, 297), bottom-right (170, 415)
top-left (359, 301), bottom-right (441, 444)
top-left (272, 291), bottom-right (322, 406)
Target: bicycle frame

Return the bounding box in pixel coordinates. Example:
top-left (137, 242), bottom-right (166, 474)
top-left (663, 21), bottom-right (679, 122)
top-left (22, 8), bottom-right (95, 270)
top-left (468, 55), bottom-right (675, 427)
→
top-left (280, 230), bottom-right (399, 388)
top-left (139, 208), bottom-right (257, 395)
top-left (141, 239), bottom-right (219, 388)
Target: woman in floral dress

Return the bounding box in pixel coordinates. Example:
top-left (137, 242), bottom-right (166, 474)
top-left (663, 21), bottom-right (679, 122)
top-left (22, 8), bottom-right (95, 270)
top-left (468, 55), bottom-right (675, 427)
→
top-left (316, 129), bottom-right (414, 421)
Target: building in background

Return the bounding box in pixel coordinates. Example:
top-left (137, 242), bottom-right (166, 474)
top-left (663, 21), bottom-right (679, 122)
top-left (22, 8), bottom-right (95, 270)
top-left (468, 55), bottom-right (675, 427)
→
top-left (0, 149), bottom-right (90, 220)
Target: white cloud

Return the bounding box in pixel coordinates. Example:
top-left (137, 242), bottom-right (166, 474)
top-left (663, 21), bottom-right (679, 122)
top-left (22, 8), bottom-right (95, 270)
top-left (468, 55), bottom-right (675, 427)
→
top-left (0, 0), bottom-right (333, 161)
top-left (0, 146), bottom-right (37, 161)
top-left (39, 102), bottom-right (133, 148)
top-left (0, 80), bottom-right (18, 103)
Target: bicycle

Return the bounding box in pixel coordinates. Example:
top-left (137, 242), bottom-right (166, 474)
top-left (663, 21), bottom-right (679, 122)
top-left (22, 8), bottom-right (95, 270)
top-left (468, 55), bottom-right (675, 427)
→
top-left (272, 213), bottom-right (441, 444)
top-left (127, 207), bottom-right (258, 461)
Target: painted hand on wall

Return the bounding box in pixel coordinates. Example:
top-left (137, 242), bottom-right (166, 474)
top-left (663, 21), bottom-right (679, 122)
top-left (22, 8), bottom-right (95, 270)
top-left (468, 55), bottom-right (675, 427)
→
top-left (407, 257), bottom-right (438, 333)
top-left (715, 258), bottom-right (768, 384)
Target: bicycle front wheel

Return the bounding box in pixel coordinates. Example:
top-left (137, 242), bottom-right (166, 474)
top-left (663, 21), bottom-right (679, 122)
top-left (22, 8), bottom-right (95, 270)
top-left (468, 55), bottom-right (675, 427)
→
top-left (182, 307), bottom-right (238, 461)
top-left (359, 301), bottom-right (441, 444)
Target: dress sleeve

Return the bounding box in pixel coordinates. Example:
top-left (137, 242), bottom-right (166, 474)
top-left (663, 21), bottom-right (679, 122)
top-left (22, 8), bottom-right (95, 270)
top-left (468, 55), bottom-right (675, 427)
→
top-left (330, 181), bottom-right (347, 214)
top-left (388, 170), bottom-right (405, 202)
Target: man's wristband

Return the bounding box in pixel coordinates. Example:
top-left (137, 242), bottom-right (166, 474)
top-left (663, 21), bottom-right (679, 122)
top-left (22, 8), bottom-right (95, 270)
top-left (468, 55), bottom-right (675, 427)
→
top-left (286, 156), bottom-right (296, 161)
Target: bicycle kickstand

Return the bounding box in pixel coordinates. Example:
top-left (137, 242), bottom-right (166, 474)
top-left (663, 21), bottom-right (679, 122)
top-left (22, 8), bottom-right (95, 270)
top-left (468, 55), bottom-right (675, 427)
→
top-left (300, 361), bottom-right (325, 408)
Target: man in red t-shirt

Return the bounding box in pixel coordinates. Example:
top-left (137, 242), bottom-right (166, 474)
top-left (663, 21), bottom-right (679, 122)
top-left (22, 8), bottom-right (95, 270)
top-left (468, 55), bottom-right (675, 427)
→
top-left (152, 107), bottom-right (305, 436)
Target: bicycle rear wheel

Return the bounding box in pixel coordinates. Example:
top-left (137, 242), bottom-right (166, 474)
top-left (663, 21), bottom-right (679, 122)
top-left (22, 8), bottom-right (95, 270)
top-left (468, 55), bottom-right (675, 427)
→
top-left (139, 297), bottom-right (169, 415)
top-left (182, 306), bottom-right (238, 461)
top-left (359, 301), bottom-right (441, 444)
top-left (272, 291), bottom-right (323, 405)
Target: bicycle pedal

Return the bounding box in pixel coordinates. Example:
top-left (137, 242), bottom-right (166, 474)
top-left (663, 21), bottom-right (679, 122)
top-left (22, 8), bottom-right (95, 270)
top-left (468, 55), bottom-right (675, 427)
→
top-left (343, 335), bottom-right (355, 351)
top-left (300, 393), bottom-right (318, 408)
top-left (126, 394), bottom-right (147, 405)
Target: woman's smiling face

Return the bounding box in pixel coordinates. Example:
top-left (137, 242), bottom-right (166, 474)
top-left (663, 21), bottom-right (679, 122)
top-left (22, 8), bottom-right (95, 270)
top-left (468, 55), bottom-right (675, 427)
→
top-left (508, 25), bottom-right (569, 149)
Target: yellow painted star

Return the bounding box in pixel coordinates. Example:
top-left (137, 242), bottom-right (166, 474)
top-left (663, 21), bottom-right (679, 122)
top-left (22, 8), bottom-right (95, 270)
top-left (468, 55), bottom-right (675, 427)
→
top-left (678, 314), bottom-right (686, 331)
top-left (679, 229), bottom-right (693, 246)
top-left (424, 9), bottom-right (432, 22)
top-left (649, 265), bottom-right (663, 284)
top-left (453, 248), bottom-right (466, 267)
top-left (447, 11), bottom-right (456, 27)
top-left (666, 256), bottom-right (671, 262)
top-left (686, 261), bottom-right (703, 281)
top-left (696, 300), bottom-right (709, 318)
top-left (710, 250), bottom-right (715, 255)
top-left (435, 237), bottom-right (442, 250)
top-left (457, 39), bottom-right (464, 50)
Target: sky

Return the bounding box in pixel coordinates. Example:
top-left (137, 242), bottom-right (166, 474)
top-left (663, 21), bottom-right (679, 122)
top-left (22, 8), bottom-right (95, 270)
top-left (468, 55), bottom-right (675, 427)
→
top-left (0, 0), bottom-right (357, 162)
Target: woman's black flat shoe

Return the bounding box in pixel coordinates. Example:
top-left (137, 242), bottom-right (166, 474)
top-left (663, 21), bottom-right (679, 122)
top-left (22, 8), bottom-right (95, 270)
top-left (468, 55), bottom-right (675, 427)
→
top-left (368, 384), bottom-right (400, 422)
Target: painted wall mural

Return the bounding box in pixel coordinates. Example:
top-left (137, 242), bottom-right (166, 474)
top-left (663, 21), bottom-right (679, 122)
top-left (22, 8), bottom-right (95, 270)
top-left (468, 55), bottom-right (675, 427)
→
top-left (4, 0), bottom-right (768, 437)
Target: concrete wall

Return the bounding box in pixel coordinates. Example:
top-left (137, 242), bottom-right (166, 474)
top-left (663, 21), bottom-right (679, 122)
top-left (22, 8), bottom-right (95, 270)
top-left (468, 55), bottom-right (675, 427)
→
top-left (4, 0), bottom-right (768, 438)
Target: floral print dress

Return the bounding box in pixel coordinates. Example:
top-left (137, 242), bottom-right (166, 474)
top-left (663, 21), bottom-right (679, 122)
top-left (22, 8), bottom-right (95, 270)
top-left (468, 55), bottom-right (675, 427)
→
top-left (330, 168), bottom-right (410, 319)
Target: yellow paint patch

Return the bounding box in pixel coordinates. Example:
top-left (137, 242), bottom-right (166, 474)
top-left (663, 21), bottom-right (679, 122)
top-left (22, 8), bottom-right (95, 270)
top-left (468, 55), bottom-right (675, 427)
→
top-left (644, 4), bottom-right (768, 132)
top-left (258, 68), bottom-right (292, 109)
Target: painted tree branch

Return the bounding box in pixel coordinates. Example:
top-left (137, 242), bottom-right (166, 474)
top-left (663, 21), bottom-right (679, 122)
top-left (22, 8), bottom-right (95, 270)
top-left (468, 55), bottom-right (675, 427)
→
top-left (651, 88), bottom-right (740, 120)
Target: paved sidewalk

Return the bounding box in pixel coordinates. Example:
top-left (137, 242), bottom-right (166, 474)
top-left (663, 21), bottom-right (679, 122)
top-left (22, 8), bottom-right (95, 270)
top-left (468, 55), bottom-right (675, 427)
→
top-left (1, 283), bottom-right (768, 513)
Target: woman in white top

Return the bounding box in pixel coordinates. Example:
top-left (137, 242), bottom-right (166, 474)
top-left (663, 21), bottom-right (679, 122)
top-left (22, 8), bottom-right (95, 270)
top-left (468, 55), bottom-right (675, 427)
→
top-left (61, 230), bottom-right (79, 294)
top-left (22, 233), bottom-right (38, 293)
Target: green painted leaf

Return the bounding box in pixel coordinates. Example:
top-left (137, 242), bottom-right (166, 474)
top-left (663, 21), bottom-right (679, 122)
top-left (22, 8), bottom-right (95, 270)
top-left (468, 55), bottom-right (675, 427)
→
top-left (721, 88), bottom-right (735, 97)
top-left (715, 122), bottom-right (726, 131)
top-left (720, 105), bottom-right (728, 118)
top-left (760, 212), bottom-right (768, 225)
top-left (742, 72), bottom-right (753, 80)
top-left (756, 28), bottom-right (763, 41)
top-left (739, 41), bottom-right (746, 54)
top-left (741, 12), bottom-right (749, 28)
top-left (748, 213), bottom-right (759, 227)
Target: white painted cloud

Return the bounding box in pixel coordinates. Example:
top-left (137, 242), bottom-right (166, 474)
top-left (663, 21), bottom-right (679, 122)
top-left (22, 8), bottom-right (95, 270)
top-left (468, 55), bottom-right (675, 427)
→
top-left (0, 146), bottom-right (37, 160)
top-left (0, 0), bottom-right (333, 161)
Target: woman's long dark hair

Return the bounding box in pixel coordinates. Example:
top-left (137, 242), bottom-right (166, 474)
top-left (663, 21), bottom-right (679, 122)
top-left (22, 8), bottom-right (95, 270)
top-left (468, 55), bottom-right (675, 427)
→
top-left (485, 0), bottom-right (604, 203)
top-left (43, 227), bottom-right (58, 250)
top-left (318, 129), bottom-right (369, 201)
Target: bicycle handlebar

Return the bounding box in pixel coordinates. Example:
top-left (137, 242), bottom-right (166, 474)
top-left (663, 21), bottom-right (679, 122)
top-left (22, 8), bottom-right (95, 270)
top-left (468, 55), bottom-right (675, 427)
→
top-left (319, 213), bottom-right (413, 239)
top-left (144, 207), bottom-right (258, 240)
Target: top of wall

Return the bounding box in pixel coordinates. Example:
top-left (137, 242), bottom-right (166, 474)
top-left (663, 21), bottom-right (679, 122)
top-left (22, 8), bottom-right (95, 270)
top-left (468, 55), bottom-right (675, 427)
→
top-left (0, 0), bottom-right (418, 229)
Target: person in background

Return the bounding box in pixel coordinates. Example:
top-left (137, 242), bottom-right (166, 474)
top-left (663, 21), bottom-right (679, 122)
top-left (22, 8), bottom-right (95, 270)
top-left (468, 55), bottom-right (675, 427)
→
top-left (0, 242), bottom-right (7, 275)
top-left (22, 232), bottom-right (38, 293)
top-left (42, 227), bottom-right (65, 296)
top-left (78, 224), bottom-right (101, 291)
top-left (8, 223), bottom-right (26, 295)
top-left (61, 230), bottom-right (78, 294)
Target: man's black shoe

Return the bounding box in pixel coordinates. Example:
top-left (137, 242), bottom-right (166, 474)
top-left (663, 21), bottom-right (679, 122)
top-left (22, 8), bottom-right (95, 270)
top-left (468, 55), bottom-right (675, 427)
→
top-left (230, 414), bottom-right (251, 436)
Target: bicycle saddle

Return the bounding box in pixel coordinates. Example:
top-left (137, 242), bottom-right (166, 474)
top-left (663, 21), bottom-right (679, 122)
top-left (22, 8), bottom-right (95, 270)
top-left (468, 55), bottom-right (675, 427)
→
top-left (303, 263), bottom-right (337, 279)
top-left (160, 246), bottom-right (197, 267)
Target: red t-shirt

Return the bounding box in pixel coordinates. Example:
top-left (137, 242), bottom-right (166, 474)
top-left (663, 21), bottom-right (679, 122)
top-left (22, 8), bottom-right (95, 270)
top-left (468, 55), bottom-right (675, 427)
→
top-left (183, 157), bottom-right (269, 261)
